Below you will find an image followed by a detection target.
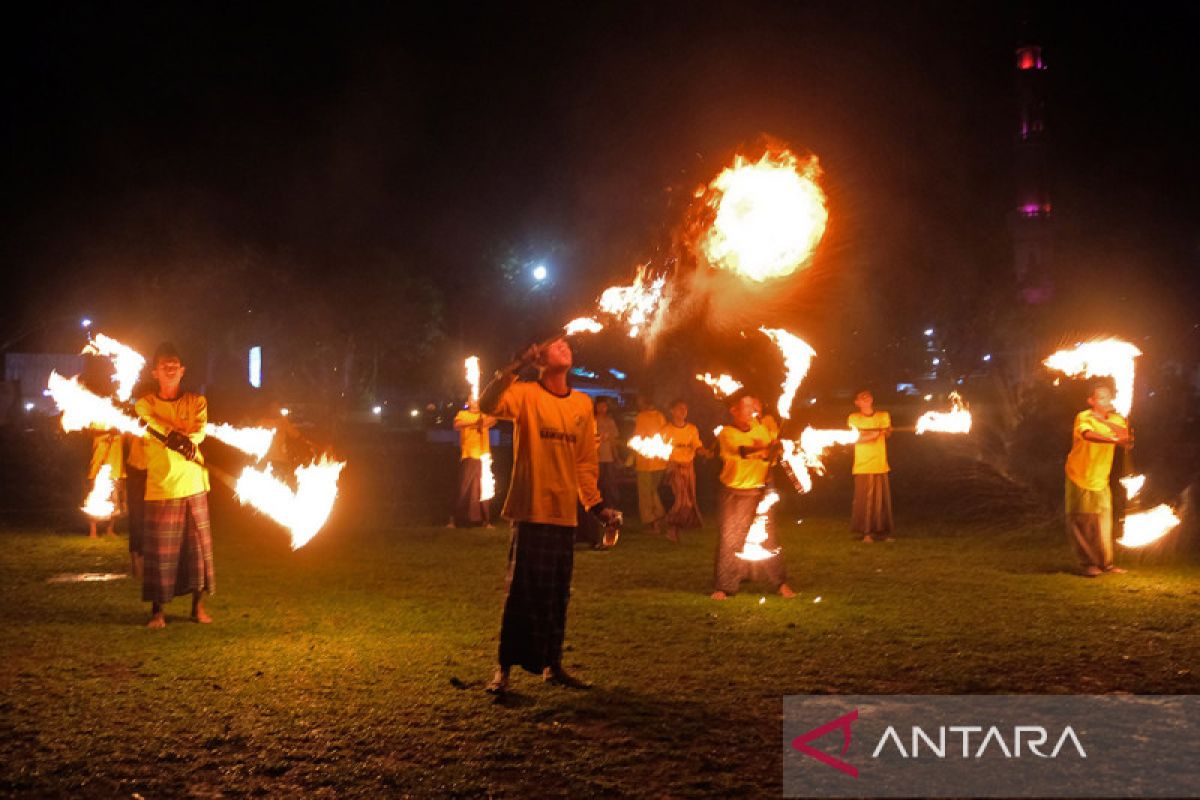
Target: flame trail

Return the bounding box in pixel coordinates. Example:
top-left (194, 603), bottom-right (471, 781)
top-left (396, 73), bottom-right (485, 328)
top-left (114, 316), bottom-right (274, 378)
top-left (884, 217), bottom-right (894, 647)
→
top-left (1118, 504), bottom-right (1181, 548)
top-left (696, 372), bottom-right (743, 398)
top-left (597, 265), bottom-right (668, 338)
top-left (915, 391), bottom-right (973, 435)
top-left (779, 427), bottom-right (860, 494)
top-left (1120, 474), bottom-right (1146, 500)
top-left (628, 434), bottom-right (674, 461)
top-left (696, 150), bottom-right (828, 282)
top-left (81, 465), bottom-right (116, 520)
top-left (81, 333), bottom-right (146, 402)
top-left (204, 423), bottom-right (275, 462)
top-left (47, 372), bottom-right (145, 435)
top-left (235, 456), bottom-right (346, 549)
top-left (564, 317), bottom-right (604, 336)
top-left (1044, 338), bottom-right (1142, 417)
top-left (735, 490), bottom-right (781, 561)
top-left (758, 328), bottom-right (816, 420)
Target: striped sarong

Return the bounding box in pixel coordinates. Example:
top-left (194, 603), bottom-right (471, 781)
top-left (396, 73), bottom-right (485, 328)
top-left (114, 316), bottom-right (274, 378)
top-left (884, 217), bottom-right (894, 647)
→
top-left (498, 522), bottom-right (575, 674)
top-left (664, 461), bottom-right (702, 530)
top-left (1065, 479), bottom-right (1113, 570)
top-left (851, 473), bottom-right (894, 537)
top-left (143, 492), bottom-right (215, 604)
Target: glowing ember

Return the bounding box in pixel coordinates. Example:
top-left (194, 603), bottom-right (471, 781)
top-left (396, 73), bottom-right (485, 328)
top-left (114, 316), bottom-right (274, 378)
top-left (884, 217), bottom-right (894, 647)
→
top-left (736, 489), bottom-right (781, 561)
top-left (47, 372), bottom-right (145, 435)
top-left (465, 356), bottom-right (496, 502)
top-left (1044, 338), bottom-right (1142, 417)
top-left (235, 456), bottom-right (346, 549)
top-left (81, 464), bottom-right (116, 520)
top-left (759, 327), bottom-right (816, 420)
top-left (81, 333), bottom-right (146, 402)
top-left (628, 433), bottom-right (674, 461)
top-left (1120, 474), bottom-right (1146, 500)
top-left (204, 423), bottom-right (275, 462)
top-left (696, 372), bottom-right (743, 398)
top-left (597, 265), bottom-right (667, 338)
top-left (697, 150), bottom-right (828, 282)
top-left (1118, 504), bottom-right (1181, 548)
top-left (915, 391), bottom-right (973, 435)
top-left (564, 317), bottom-right (604, 336)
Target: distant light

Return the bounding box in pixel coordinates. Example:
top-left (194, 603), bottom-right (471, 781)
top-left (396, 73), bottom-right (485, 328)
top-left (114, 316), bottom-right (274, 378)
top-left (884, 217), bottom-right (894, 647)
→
top-left (372, 405), bottom-right (383, 416)
top-left (982, 354), bottom-right (992, 362)
top-left (42, 389), bottom-right (52, 397)
top-left (24, 402), bottom-right (35, 412)
top-left (409, 408), bottom-right (419, 418)
top-left (931, 358), bottom-right (941, 366)
top-left (279, 407), bottom-right (290, 417)
top-left (80, 318), bottom-right (92, 329)
top-left (609, 368), bottom-right (626, 380)
top-left (532, 264), bottom-right (548, 282)
top-left (809, 397), bottom-right (817, 405)
top-left (924, 328), bottom-right (934, 337)
top-left (248, 346), bottom-right (262, 389)
top-left (923, 394), bottom-right (933, 401)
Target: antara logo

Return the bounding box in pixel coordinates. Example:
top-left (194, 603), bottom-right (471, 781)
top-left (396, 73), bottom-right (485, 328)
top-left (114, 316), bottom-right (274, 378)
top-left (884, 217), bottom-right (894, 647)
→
top-left (791, 709), bottom-right (859, 778)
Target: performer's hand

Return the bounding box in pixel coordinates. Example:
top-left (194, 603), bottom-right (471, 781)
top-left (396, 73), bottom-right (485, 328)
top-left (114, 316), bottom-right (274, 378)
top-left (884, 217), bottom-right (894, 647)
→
top-left (515, 342), bottom-right (542, 369)
top-left (165, 430), bottom-right (197, 461)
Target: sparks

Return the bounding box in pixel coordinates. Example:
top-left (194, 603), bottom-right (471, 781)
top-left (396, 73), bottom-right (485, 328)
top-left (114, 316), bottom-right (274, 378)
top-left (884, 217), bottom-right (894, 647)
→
top-left (759, 328), bottom-right (816, 420)
top-left (597, 265), bottom-right (667, 338)
top-left (736, 489), bottom-right (781, 561)
top-left (915, 391), bottom-right (973, 435)
top-left (81, 333), bottom-right (146, 402)
top-left (1044, 338), bottom-right (1142, 417)
top-left (81, 465), bottom-right (116, 520)
top-left (47, 371), bottom-right (145, 435)
top-left (627, 434), bottom-right (674, 461)
top-left (563, 317), bottom-right (604, 336)
top-left (696, 150), bottom-right (828, 282)
top-left (235, 456), bottom-right (346, 549)
top-left (696, 372), bottom-right (744, 398)
top-left (1118, 504), bottom-right (1181, 548)
top-left (204, 423), bottom-right (276, 462)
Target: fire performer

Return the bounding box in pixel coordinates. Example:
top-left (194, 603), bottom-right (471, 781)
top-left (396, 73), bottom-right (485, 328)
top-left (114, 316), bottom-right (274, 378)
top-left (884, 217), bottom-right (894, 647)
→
top-left (135, 343), bottom-right (215, 628)
top-left (479, 336), bottom-right (620, 694)
top-left (85, 429), bottom-right (124, 538)
top-left (848, 389), bottom-right (894, 543)
top-left (633, 394), bottom-right (668, 534)
top-left (662, 400), bottom-right (707, 543)
top-left (451, 399), bottom-right (496, 528)
top-left (1064, 384), bottom-right (1132, 577)
top-left (713, 392), bottom-right (796, 600)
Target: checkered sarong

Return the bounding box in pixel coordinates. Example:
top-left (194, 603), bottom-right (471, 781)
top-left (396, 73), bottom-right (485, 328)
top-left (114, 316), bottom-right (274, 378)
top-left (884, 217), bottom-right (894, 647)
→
top-left (143, 492), bottom-right (215, 604)
top-left (498, 522), bottom-right (575, 674)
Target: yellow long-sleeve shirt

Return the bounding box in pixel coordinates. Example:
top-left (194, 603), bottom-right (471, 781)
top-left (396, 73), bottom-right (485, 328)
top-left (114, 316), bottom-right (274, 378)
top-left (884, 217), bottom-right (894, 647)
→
top-left (1065, 410), bottom-right (1126, 492)
top-left (135, 392), bottom-right (210, 501)
top-left (718, 422), bottom-right (772, 489)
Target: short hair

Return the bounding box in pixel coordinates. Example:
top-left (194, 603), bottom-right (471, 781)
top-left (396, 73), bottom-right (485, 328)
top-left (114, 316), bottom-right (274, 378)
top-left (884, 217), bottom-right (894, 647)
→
top-left (594, 397), bottom-right (609, 409)
top-left (153, 342), bottom-right (182, 365)
top-left (727, 389), bottom-right (755, 409)
top-left (669, 398), bottom-right (687, 410)
top-left (854, 388), bottom-right (873, 399)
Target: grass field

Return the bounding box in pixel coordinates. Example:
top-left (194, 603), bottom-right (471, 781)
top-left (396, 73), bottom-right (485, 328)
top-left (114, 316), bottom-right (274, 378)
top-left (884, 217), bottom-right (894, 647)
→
top-left (2, 511), bottom-right (1198, 797)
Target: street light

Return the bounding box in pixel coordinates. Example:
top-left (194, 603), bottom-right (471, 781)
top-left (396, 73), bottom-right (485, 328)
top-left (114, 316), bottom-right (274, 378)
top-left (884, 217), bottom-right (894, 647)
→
top-left (532, 264), bottom-right (548, 282)
top-left (81, 318), bottom-right (93, 329)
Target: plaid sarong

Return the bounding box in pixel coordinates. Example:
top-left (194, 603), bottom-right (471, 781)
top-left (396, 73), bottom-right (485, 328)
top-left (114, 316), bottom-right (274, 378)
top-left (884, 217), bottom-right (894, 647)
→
top-left (851, 473), bottom-right (894, 536)
top-left (498, 522), bottom-right (575, 674)
top-left (143, 492), bottom-right (215, 604)
top-left (716, 486), bottom-right (786, 594)
top-left (664, 461), bottom-right (702, 530)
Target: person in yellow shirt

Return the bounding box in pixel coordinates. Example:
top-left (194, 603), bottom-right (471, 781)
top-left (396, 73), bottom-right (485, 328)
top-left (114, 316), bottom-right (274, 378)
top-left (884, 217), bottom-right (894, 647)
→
top-left (451, 399), bottom-right (496, 528)
top-left (84, 429), bottom-right (124, 539)
top-left (633, 394), bottom-right (668, 533)
top-left (134, 343), bottom-right (214, 629)
top-left (662, 399), bottom-right (707, 543)
top-left (1064, 384), bottom-right (1132, 577)
top-left (713, 393), bottom-right (796, 600)
top-left (479, 336), bottom-right (621, 694)
top-left (848, 389), bottom-right (894, 543)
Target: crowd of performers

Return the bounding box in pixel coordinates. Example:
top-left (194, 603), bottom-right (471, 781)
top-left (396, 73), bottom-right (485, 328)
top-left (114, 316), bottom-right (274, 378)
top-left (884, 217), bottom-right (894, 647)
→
top-left (453, 335), bottom-right (1135, 694)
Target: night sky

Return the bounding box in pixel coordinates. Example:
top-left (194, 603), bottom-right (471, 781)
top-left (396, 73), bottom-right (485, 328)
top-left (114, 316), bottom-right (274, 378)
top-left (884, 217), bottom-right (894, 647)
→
top-left (5, 2), bottom-right (1199, 395)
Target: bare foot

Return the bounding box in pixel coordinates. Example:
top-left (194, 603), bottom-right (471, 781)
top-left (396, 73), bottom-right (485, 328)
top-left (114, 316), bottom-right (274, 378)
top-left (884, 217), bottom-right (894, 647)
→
top-left (191, 609), bottom-right (213, 624)
top-left (147, 613), bottom-right (166, 629)
top-left (543, 666), bottom-right (591, 689)
top-left (1104, 566), bottom-right (1127, 574)
top-left (860, 535), bottom-right (873, 543)
top-left (485, 670), bottom-right (509, 695)
top-left (778, 583), bottom-right (797, 599)
top-left (710, 591), bottom-right (728, 601)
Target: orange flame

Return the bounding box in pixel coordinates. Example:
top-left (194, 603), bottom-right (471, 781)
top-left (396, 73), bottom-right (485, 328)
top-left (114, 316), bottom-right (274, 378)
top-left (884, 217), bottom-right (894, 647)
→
top-left (597, 265), bottom-right (667, 338)
top-left (47, 372), bottom-right (144, 435)
top-left (81, 465), bottom-right (116, 520)
top-left (1118, 504), bottom-right (1181, 548)
top-left (779, 427), bottom-right (860, 494)
top-left (696, 372), bottom-right (743, 398)
top-left (759, 327), bottom-right (816, 419)
top-left (1120, 474), bottom-right (1146, 500)
top-left (627, 434), bottom-right (674, 461)
top-left (1044, 338), bottom-right (1142, 417)
top-left (735, 489), bottom-right (781, 561)
top-left (204, 423), bottom-right (276, 462)
top-left (697, 150), bottom-right (828, 282)
top-left (464, 356), bottom-right (495, 502)
top-left (235, 456), bottom-right (346, 549)
top-left (915, 392), bottom-right (973, 435)
top-left (81, 333), bottom-right (146, 402)
top-left (564, 317), bottom-right (604, 336)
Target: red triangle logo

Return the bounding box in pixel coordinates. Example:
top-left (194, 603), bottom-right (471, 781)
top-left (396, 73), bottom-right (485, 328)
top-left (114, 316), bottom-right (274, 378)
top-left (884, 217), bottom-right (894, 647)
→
top-left (790, 708), bottom-right (859, 778)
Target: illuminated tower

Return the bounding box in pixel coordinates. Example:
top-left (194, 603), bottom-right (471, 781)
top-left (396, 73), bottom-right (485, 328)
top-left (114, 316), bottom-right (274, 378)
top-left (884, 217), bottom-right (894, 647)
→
top-left (1012, 40), bottom-right (1053, 304)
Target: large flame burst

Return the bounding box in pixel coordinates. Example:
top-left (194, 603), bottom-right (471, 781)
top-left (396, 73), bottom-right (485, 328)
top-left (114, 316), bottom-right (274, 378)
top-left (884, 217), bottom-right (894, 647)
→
top-left (736, 489), bottom-right (781, 561)
top-left (82, 333), bottom-right (146, 402)
top-left (1118, 504), bottom-right (1181, 548)
top-left (597, 265), bottom-right (667, 338)
top-left (235, 456), bottom-right (346, 550)
top-left (697, 150), bottom-right (828, 282)
top-left (915, 392), bottom-right (973, 435)
top-left (1044, 338), bottom-right (1142, 417)
top-left (627, 434), bottom-right (674, 461)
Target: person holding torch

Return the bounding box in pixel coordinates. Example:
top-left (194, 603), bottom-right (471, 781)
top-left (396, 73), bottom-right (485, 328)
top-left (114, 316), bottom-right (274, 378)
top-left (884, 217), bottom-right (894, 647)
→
top-left (1064, 383), bottom-right (1132, 577)
top-left (479, 335), bottom-right (621, 694)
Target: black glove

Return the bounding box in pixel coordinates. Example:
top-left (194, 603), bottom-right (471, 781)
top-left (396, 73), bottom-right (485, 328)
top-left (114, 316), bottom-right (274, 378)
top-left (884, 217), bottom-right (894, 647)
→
top-left (165, 430), bottom-right (196, 461)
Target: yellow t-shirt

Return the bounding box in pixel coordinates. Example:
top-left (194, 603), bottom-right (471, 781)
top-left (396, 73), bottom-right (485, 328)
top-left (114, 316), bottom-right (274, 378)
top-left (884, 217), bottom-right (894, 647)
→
top-left (135, 392), bottom-right (210, 501)
top-left (491, 381), bottom-right (601, 527)
top-left (454, 410), bottom-right (491, 460)
top-left (88, 432), bottom-right (125, 480)
top-left (848, 411), bottom-right (891, 475)
top-left (1065, 410), bottom-right (1126, 492)
top-left (718, 422), bottom-right (772, 489)
top-left (663, 422), bottom-right (702, 464)
top-left (634, 409), bottom-right (668, 471)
